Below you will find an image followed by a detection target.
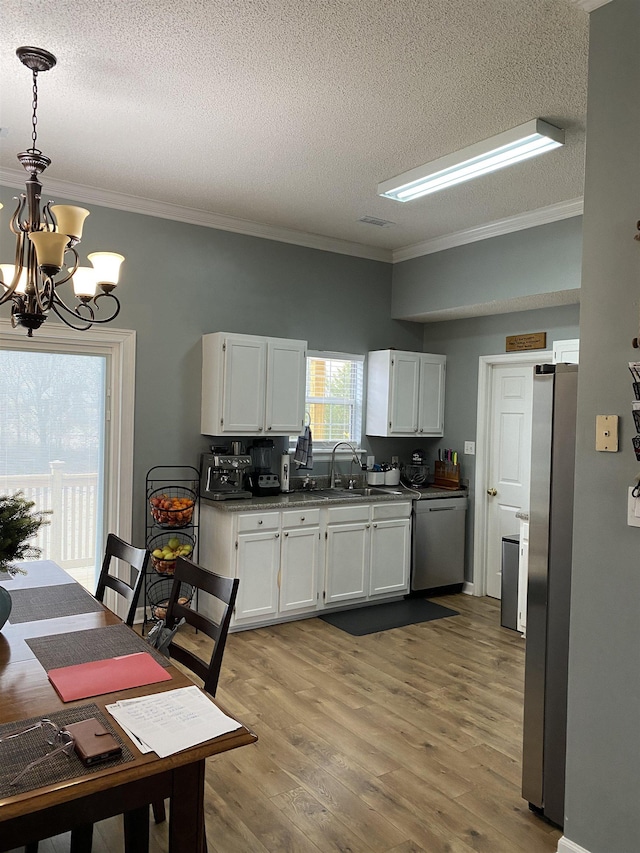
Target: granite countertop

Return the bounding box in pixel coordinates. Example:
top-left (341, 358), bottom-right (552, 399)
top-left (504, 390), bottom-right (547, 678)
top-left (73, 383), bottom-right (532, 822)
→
top-left (203, 484), bottom-right (466, 512)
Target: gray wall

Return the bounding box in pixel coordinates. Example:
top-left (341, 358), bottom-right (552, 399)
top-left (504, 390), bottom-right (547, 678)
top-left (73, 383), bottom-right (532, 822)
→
top-left (0, 187), bottom-right (425, 541)
top-left (420, 304), bottom-right (580, 580)
top-left (392, 216), bottom-right (583, 319)
top-left (565, 1), bottom-right (640, 850)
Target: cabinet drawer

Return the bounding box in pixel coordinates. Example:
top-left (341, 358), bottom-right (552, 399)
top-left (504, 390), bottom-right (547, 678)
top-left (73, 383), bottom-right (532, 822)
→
top-left (327, 504), bottom-right (370, 524)
top-left (281, 508), bottom-right (321, 528)
top-left (372, 501), bottom-right (412, 521)
top-left (237, 511), bottom-right (280, 532)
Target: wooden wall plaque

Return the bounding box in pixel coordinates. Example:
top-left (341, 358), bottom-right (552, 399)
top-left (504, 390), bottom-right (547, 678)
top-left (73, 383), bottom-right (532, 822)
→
top-left (505, 332), bottom-right (547, 352)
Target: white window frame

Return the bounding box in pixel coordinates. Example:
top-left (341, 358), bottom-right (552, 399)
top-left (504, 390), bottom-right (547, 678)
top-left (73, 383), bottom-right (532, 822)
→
top-left (0, 319), bottom-right (136, 614)
top-left (290, 350), bottom-right (365, 457)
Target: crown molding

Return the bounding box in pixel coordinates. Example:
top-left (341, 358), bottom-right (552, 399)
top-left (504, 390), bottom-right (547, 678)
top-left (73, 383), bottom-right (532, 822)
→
top-left (570, 0), bottom-right (612, 11)
top-left (0, 168), bottom-right (392, 264)
top-left (392, 198), bottom-right (584, 263)
top-left (0, 168), bottom-right (583, 267)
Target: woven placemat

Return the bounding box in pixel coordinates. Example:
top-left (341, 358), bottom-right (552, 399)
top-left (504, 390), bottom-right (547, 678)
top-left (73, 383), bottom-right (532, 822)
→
top-left (0, 702), bottom-right (134, 799)
top-left (26, 623), bottom-right (171, 671)
top-left (8, 584), bottom-right (105, 624)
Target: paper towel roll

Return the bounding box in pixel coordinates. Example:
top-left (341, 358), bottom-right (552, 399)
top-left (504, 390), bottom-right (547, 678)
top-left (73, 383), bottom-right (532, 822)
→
top-left (280, 452), bottom-right (291, 492)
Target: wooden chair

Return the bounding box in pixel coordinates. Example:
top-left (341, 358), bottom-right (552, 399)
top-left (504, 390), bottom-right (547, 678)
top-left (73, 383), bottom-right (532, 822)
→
top-left (24, 536), bottom-right (151, 853)
top-left (95, 533), bottom-right (150, 626)
top-left (151, 557), bottom-right (239, 829)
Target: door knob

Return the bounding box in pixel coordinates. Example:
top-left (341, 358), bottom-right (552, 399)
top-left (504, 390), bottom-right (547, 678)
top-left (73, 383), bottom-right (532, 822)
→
top-left (487, 488), bottom-right (497, 496)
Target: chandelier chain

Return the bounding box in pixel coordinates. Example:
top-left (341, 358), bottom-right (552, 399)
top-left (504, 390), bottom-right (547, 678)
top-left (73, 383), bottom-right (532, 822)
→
top-left (30, 69), bottom-right (39, 153)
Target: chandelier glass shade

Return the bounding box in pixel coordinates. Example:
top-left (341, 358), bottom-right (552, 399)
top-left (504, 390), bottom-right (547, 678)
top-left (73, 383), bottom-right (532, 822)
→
top-left (0, 46), bottom-right (125, 337)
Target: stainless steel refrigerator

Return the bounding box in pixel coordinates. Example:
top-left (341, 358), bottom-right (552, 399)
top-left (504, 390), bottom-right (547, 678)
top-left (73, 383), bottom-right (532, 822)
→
top-left (521, 363), bottom-right (578, 829)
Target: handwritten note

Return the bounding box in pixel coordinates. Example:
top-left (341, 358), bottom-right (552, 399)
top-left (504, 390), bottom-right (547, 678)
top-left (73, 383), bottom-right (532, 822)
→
top-left (106, 686), bottom-right (241, 758)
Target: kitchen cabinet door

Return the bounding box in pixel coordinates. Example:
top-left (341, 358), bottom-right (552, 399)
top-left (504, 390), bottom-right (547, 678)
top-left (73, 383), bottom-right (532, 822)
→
top-left (324, 521), bottom-right (369, 604)
top-left (201, 333), bottom-right (266, 435)
top-left (389, 352), bottom-right (421, 434)
top-left (222, 336), bottom-right (267, 433)
top-left (369, 517), bottom-right (411, 596)
top-left (280, 526), bottom-right (320, 613)
top-left (265, 339), bottom-right (306, 435)
top-left (234, 530), bottom-right (280, 621)
top-left (417, 355), bottom-right (446, 436)
top-left (366, 349), bottom-right (445, 437)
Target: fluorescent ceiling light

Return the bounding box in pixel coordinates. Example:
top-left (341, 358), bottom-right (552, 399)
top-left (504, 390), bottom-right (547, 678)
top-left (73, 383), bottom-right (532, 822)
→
top-left (378, 119), bottom-right (565, 203)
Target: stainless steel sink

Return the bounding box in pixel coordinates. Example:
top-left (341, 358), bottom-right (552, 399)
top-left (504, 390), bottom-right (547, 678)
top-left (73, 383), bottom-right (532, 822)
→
top-left (315, 487), bottom-right (400, 498)
top-left (289, 487), bottom-right (403, 501)
top-left (333, 487), bottom-right (401, 497)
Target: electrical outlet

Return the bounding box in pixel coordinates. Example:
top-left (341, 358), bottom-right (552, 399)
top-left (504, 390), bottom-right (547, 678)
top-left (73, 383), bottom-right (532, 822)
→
top-left (464, 441), bottom-right (475, 455)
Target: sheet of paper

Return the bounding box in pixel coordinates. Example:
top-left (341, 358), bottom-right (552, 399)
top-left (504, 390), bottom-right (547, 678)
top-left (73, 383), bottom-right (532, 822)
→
top-left (106, 686), bottom-right (241, 758)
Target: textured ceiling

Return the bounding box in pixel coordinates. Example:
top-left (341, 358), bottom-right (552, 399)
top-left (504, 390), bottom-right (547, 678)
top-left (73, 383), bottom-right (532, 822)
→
top-left (0, 1), bottom-right (590, 260)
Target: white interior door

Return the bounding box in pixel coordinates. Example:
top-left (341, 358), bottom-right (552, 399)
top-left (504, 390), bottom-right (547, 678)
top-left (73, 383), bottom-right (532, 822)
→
top-left (485, 363), bottom-right (534, 598)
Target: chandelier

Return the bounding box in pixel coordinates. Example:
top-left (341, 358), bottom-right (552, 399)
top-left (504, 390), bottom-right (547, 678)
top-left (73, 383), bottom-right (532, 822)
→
top-left (0, 47), bottom-right (125, 337)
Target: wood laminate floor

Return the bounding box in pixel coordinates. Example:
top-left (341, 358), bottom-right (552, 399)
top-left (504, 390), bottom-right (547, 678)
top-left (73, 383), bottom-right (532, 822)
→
top-left (11, 594), bottom-right (562, 852)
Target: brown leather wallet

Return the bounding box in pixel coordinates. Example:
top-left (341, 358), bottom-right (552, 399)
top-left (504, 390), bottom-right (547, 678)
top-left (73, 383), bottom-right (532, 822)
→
top-left (64, 718), bottom-right (122, 765)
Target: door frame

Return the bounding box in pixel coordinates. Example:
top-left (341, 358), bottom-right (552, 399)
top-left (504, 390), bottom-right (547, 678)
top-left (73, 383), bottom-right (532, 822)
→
top-left (0, 320), bottom-right (136, 612)
top-left (472, 350), bottom-right (552, 597)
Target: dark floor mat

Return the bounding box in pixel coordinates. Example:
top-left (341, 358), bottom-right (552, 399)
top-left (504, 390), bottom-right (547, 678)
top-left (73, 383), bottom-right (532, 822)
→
top-left (319, 598), bottom-right (459, 636)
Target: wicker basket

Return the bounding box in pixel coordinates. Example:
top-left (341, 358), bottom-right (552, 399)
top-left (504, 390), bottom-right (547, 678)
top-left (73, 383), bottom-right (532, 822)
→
top-left (148, 486), bottom-right (196, 528)
top-left (147, 578), bottom-right (193, 621)
top-left (148, 531), bottom-right (196, 576)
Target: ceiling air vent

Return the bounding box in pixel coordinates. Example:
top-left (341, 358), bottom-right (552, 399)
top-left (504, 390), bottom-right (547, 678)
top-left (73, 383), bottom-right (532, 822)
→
top-left (358, 215), bottom-right (395, 227)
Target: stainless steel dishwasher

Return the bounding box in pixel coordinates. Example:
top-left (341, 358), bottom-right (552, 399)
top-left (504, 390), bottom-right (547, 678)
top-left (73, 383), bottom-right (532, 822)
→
top-left (411, 494), bottom-right (467, 592)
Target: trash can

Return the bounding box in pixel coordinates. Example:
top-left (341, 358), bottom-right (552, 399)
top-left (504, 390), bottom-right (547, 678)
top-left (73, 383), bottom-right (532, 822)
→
top-left (501, 534), bottom-right (520, 631)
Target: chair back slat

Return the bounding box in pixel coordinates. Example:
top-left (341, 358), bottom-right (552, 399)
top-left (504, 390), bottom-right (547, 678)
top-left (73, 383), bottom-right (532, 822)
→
top-left (95, 533), bottom-right (150, 626)
top-left (165, 557), bottom-right (239, 696)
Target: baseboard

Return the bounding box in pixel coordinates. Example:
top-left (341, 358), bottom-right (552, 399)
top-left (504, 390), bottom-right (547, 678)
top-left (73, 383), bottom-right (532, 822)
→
top-left (557, 837), bottom-right (592, 853)
top-left (463, 581), bottom-right (475, 595)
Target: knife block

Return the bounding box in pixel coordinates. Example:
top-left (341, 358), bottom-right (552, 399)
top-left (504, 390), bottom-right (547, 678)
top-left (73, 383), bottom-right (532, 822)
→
top-left (433, 461), bottom-right (461, 490)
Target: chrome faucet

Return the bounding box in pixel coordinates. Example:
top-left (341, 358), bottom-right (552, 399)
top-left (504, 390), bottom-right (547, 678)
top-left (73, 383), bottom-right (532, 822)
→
top-left (329, 442), bottom-right (360, 489)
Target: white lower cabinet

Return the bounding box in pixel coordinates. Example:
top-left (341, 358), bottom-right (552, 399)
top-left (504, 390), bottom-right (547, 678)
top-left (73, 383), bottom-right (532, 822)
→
top-left (369, 516), bottom-right (411, 596)
top-left (199, 499), bottom-right (411, 630)
top-left (235, 529), bottom-right (280, 621)
top-left (280, 509), bottom-right (320, 613)
top-left (324, 501), bottom-right (412, 607)
top-left (324, 509), bottom-right (370, 605)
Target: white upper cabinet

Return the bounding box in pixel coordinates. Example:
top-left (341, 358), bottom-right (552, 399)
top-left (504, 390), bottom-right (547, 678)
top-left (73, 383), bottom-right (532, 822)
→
top-left (366, 350), bottom-right (446, 437)
top-left (202, 332), bottom-right (307, 436)
top-left (553, 338), bottom-right (579, 364)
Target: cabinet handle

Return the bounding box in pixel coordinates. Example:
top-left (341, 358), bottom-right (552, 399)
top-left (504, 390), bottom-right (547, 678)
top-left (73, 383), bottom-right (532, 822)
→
top-left (267, 426), bottom-right (272, 430)
top-left (284, 532), bottom-right (289, 537)
top-left (258, 519), bottom-right (263, 525)
top-left (373, 523), bottom-right (377, 528)
top-left (366, 523), bottom-right (370, 528)
top-left (300, 516), bottom-right (305, 522)
top-left (275, 533), bottom-right (279, 538)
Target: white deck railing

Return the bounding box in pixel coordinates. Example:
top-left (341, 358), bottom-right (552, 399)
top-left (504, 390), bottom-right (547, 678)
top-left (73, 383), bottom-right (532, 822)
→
top-left (1, 462), bottom-right (98, 569)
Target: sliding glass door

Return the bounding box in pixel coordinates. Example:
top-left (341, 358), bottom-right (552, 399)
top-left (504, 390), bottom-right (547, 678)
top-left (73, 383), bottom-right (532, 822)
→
top-left (0, 319), bottom-right (135, 613)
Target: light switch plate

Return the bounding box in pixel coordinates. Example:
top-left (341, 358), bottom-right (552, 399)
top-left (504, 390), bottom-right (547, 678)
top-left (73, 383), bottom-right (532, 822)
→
top-left (464, 441), bottom-right (475, 455)
top-left (595, 415), bottom-right (618, 452)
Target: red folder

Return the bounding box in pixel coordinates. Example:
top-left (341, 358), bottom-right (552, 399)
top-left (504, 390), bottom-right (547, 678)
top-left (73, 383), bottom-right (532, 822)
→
top-left (48, 652), bottom-right (172, 702)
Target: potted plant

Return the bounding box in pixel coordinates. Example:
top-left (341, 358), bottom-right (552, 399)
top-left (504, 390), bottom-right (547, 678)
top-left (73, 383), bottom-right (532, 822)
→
top-left (0, 492), bottom-right (50, 629)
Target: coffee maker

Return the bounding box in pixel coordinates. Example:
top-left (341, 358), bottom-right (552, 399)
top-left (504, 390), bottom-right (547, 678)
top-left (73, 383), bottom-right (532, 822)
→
top-left (246, 439), bottom-right (281, 496)
top-left (200, 451), bottom-right (253, 500)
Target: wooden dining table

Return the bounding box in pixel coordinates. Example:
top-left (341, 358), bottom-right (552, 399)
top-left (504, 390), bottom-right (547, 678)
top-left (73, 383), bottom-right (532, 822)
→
top-left (0, 561), bottom-right (257, 852)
